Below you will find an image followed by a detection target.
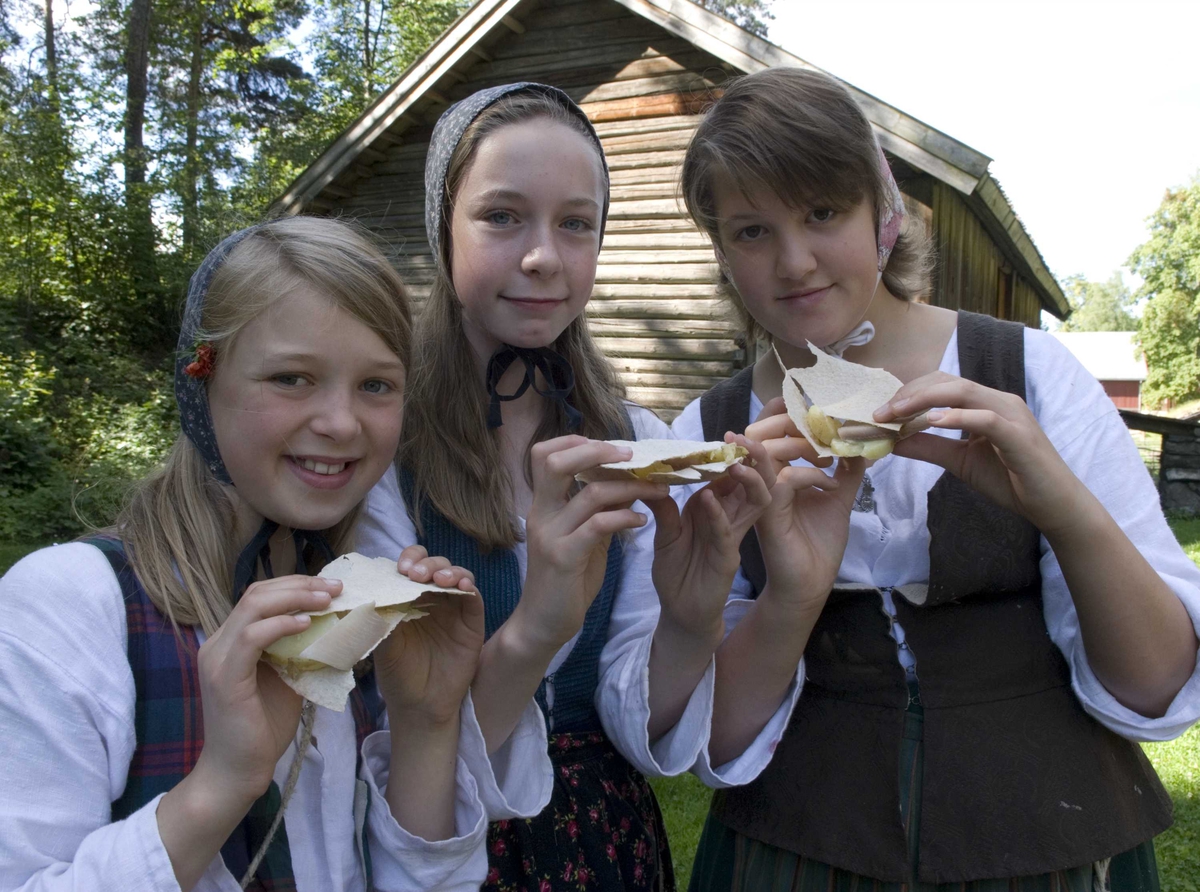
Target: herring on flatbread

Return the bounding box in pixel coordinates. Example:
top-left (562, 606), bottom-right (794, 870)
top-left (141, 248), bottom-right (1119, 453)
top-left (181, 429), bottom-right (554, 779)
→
top-left (264, 553), bottom-right (472, 711)
top-left (777, 344), bottom-right (914, 460)
top-left (576, 439), bottom-right (748, 485)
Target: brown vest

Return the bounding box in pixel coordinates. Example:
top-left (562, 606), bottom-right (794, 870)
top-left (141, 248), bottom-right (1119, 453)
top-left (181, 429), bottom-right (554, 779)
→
top-left (699, 312), bottom-right (1172, 883)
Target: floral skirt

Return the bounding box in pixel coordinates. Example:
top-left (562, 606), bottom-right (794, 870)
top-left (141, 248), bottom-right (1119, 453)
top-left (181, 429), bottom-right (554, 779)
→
top-left (688, 705), bottom-right (1162, 892)
top-left (483, 730), bottom-right (676, 892)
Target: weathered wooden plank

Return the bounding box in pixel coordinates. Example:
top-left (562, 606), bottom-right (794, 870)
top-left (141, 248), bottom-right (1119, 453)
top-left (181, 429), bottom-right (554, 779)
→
top-left (612, 370), bottom-right (727, 390)
top-left (599, 232), bottom-right (711, 250)
top-left (608, 166), bottom-right (687, 187)
top-left (581, 90), bottom-right (716, 124)
top-left (591, 283), bottom-right (718, 299)
top-left (606, 356), bottom-right (737, 376)
top-left (579, 71), bottom-right (718, 105)
top-left (607, 197), bottom-right (690, 219)
top-left (589, 318), bottom-right (737, 338)
top-left (597, 249), bottom-right (714, 264)
top-left (603, 217), bottom-right (700, 234)
top-left (492, 18), bottom-right (657, 58)
top-left (602, 127), bottom-right (694, 155)
top-left (606, 149), bottom-right (686, 171)
top-left (595, 263), bottom-right (717, 283)
top-left (525, 0), bottom-right (629, 29)
top-left (594, 336), bottom-right (743, 360)
top-left (586, 299), bottom-right (727, 319)
top-left (593, 114), bottom-right (697, 138)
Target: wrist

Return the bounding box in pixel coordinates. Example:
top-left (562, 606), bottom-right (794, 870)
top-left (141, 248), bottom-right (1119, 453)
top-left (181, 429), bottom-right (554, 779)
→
top-left (654, 611), bottom-right (724, 656)
top-left (169, 759), bottom-right (259, 830)
top-left (756, 581), bottom-right (828, 630)
top-left (389, 709), bottom-right (460, 749)
top-left (499, 603), bottom-right (570, 664)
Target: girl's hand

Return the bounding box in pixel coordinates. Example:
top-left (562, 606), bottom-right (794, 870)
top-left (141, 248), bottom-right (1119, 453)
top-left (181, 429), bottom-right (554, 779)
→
top-left (516, 436), bottom-right (669, 652)
top-left (645, 435), bottom-right (775, 645)
top-left (193, 575), bottom-right (341, 801)
top-left (746, 399), bottom-right (863, 608)
top-left (376, 552), bottom-right (484, 727)
top-left (875, 371), bottom-right (1088, 534)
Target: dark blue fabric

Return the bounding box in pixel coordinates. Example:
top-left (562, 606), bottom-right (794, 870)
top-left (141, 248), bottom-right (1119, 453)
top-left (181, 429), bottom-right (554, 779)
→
top-left (397, 469), bottom-right (623, 734)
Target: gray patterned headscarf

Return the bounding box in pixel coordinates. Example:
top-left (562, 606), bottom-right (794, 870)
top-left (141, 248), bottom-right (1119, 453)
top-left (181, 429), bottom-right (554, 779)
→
top-left (173, 222), bottom-right (334, 598)
top-left (424, 82), bottom-right (610, 262)
top-left (174, 224), bottom-right (266, 485)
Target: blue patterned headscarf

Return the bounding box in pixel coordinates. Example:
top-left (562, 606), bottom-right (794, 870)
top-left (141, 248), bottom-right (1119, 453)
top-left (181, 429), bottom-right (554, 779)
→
top-left (423, 82), bottom-right (610, 263)
top-left (173, 223), bottom-right (333, 597)
top-left (174, 224), bottom-right (266, 485)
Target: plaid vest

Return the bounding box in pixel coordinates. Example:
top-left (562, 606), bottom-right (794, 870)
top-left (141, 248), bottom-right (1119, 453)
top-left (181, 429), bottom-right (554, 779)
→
top-left (88, 537), bottom-right (382, 891)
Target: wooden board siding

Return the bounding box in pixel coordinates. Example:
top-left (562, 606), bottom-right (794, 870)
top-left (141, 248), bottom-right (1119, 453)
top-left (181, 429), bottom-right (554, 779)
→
top-left (324, 0), bottom-right (739, 420)
top-left (1103, 380), bottom-right (1141, 410)
top-left (932, 180), bottom-right (1040, 327)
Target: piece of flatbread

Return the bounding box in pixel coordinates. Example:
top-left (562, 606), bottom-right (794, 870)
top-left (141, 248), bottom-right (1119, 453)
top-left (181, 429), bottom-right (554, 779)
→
top-left (777, 344), bottom-right (903, 458)
top-left (576, 439), bottom-right (747, 484)
top-left (266, 553), bottom-right (471, 711)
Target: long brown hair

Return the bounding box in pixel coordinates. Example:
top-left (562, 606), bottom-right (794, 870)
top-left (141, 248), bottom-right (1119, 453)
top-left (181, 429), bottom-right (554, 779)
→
top-left (681, 67), bottom-right (935, 344)
top-left (112, 217), bottom-right (412, 634)
top-left (401, 91), bottom-right (631, 551)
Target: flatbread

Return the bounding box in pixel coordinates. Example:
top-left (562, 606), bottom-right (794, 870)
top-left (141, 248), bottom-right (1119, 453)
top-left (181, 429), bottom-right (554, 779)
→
top-left (576, 439), bottom-right (747, 484)
top-left (777, 344), bottom-right (902, 458)
top-left (266, 553), bottom-right (471, 711)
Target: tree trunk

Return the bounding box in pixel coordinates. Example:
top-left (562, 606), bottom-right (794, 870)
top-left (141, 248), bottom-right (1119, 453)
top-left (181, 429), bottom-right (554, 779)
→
top-left (182, 4), bottom-right (203, 257)
top-left (43, 0), bottom-right (83, 289)
top-left (124, 0), bottom-right (156, 297)
top-left (43, 0), bottom-right (58, 100)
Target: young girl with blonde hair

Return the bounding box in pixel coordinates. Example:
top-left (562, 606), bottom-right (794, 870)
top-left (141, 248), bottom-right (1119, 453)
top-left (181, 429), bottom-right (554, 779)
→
top-left (357, 82), bottom-right (794, 891)
top-left (0, 216), bottom-right (549, 891)
top-left (672, 66), bottom-right (1200, 891)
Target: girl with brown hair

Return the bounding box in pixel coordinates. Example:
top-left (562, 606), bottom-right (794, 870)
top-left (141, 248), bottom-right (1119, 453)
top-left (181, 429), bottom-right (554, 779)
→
top-left (672, 66), bottom-right (1200, 891)
top-left (0, 216), bottom-right (547, 891)
top-left (357, 82), bottom-right (787, 891)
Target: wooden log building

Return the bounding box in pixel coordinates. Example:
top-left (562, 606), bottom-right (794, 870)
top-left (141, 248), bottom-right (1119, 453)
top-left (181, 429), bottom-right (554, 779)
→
top-left (275, 0), bottom-right (1069, 419)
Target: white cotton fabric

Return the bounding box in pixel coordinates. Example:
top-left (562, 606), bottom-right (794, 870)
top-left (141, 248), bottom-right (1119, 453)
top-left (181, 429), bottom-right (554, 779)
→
top-left (672, 326), bottom-right (1200, 743)
top-left (356, 404), bottom-right (802, 790)
top-left (0, 542), bottom-right (550, 892)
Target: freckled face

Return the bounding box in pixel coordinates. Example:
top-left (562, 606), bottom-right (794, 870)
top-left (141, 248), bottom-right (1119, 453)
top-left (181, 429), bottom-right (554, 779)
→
top-left (713, 176), bottom-right (881, 349)
top-left (448, 118), bottom-right (606, 358)
top-left (207, 286), bottom-right (406, 532)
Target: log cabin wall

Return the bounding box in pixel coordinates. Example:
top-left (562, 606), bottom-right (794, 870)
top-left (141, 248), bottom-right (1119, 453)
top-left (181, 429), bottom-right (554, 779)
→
top-left (317, 0), bottom-right (1046, 419)
top-left (931, 180), bottom-right (1041, 328)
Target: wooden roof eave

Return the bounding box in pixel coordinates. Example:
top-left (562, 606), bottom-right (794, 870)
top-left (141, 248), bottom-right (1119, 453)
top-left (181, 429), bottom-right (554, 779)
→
top-left (970, 175), bottom-right (1069, 318)
top-left (271, 0), bottom-right (529, 216)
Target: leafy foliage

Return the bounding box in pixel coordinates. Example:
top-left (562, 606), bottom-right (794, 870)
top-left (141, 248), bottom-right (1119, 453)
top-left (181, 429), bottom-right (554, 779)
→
top-left (696, 0), bottom-right (775, 37)
top-left (1058, 273), bottom-right (1136, 333)
top-left (1129, 177), bottom-right (1200, 408)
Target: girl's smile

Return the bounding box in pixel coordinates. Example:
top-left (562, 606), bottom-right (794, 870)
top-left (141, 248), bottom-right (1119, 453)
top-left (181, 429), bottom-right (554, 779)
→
top-left (208, 285), bottom-right (405, 533)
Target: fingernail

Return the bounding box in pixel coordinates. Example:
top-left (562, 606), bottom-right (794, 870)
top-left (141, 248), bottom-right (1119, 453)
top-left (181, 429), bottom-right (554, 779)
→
top-left (398, 559), bottom-right (412, 571)
top-left (637, 513), bottom-right (648, 525)
top-left (296, 614), bottom-right (311, 625)
top-left (435, 568), bottom-right (452, 578)
top-left (893, 397), bottom-right (910, 410)
top-left (320, 578), bottom-right (339, 586)
top-left (927, 409), bottom-right (944, 422)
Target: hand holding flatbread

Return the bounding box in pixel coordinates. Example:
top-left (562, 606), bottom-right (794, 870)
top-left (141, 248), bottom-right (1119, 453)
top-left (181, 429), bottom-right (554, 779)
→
top-left (777, 344), bottom-right (927, 460)
top-left (264, 553), bottom-right (473, 711)
top-left (575, 439), bottom-right (749, 485)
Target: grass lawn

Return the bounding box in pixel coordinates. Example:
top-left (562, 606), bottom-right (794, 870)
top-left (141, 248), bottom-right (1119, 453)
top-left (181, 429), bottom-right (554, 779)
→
top-left (4, 516), bottom-right (1200, 888)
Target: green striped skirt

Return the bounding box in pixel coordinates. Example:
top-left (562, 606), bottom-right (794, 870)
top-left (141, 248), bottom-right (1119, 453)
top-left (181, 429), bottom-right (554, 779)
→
top-left (688, 705), bottom-right (1161, 892)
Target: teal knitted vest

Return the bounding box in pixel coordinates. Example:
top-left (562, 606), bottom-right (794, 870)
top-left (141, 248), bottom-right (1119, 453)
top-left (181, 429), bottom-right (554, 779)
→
top-left (397, 468), bottom-right (624, 734)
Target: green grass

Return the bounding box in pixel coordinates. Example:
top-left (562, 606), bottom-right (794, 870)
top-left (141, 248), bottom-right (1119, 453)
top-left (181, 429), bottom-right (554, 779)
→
top-left (0, 542), bottom-right (41, 575)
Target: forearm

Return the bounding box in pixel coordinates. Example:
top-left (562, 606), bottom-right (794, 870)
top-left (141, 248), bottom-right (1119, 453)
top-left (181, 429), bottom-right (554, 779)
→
top-left (470, 618), bottom-right (560, 753)
top-left (385, 714), bottom-right (461, 841)
top-left (708, 590), bottom-right (822, 766)
top-left (646, 618), bottom-right (722, 742)
top-left (157, 764), bottom-right (256, 891)
top-left (1049, 492), bottom-right (1199, 717)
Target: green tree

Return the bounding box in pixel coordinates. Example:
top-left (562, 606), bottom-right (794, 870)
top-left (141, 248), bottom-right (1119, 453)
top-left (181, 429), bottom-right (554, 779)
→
top-left (697, 0), bottom-right (774, 37)
top-left (1058, 273), bottom-right (1137, 333)
top-left (1129, 176), bottom-right (1200, 408)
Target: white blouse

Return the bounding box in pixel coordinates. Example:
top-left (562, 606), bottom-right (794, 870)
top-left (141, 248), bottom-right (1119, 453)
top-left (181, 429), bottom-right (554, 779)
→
top-left (671, 326), bottom-right (1200, 742)
top-left (356, 403), bottom-right (804, 791)
top-left (0, 542), bottom-right (551, 892)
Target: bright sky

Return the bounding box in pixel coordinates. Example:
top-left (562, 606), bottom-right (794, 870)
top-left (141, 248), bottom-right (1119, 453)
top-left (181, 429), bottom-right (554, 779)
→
top-left (768, 0), bottom-right (1200, 288)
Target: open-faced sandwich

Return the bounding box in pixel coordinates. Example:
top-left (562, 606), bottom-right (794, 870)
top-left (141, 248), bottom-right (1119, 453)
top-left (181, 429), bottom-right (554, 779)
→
top-left (265, 553), bottom-right (472, 711)
top-left (576, 439), bottom-right (748, 485)
top-left (778, 343), bottom-right (923, 460)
